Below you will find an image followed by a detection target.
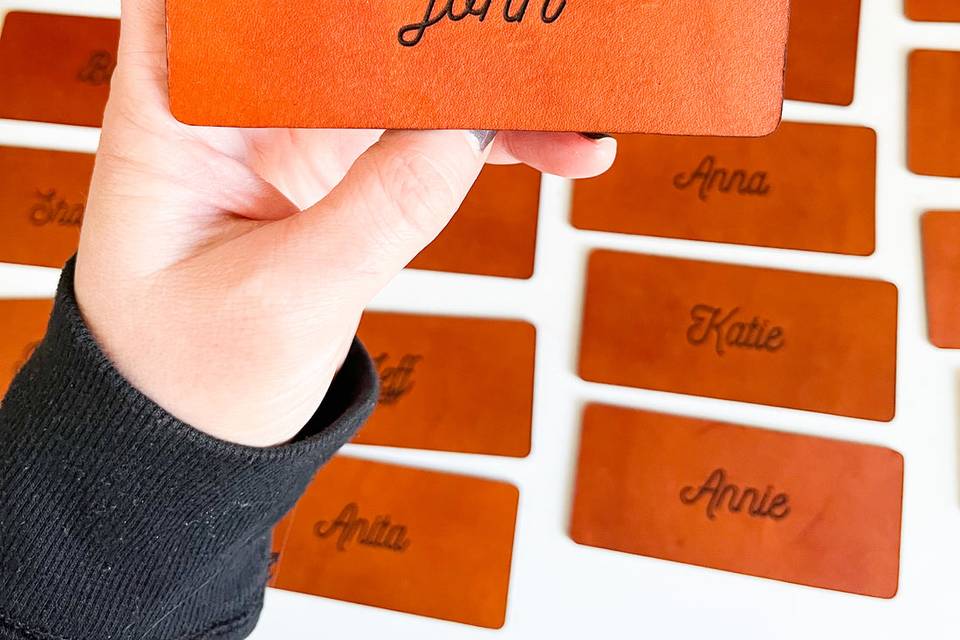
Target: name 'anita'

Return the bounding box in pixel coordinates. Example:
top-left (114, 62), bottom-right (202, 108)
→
top-left (314, 503), bottom-right (411, 553)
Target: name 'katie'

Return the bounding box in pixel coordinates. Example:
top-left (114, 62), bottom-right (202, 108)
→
top-left (687, 304), bottom-right (785, 357)
top-left (399, 0), bottom-right (568, 47)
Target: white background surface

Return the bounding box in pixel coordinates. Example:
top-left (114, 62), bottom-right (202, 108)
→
top-left (1, 1), bottom-right (959, 638)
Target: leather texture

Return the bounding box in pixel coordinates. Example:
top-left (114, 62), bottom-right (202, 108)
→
top-left (0, 299), bottom-right (52, 396)
top-left (353, 312), bottom-right (535, 457)
top-left (908, 49), bottom-right (960, 178)
top-left (578, 250), bottom-right (898, 421)
top-left (921, 211), bottom-right (960, 348)
top-left (0, 12), bottom-right (118, 127)
top-left (571, 122), bottom-right (876, 255)
top-left (270, 456), bottom-right (518, 629)
top-left (0, 146), bottom-right (93, 268)
top-left (165, 0), bottom-right (789, 134)
top-left (783, 0), bottom-right (861, 105)
top-left (906, 0), bottom-right (960, 21)
top-left (570, 404), bottom-right (903, 598)
top-left (409, 164), bottom-right (540, 279)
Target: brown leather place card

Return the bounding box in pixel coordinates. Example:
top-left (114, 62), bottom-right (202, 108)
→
top-left (571, 122), bottom-right (876, 255)
top-left (921, 211), bottom-right (960, 348)
top-left (166, 1), bottom-right (789, 135)
top-left (578, 251), bottom-right (898, 421)
top-left (409, 164), bottom-right (540, 279)
top-left (909, 50), bottom-right (960, 178)
top-left (570, 404), bottom-right (903, 598)
top-left (0, 146), bottom-right (93, 268)
top-left (353, 312), bottom-right (534, 457)
top-left (0, 12), bottom-right (119, 127)
top-left (906, 0), bottom-right (960, 22)
top-left (0, 299), bottom-right (53, 397)
top-left (783, 0), bottom-right (861, 105)
top-left (270, 456), bottom-right (519, 629)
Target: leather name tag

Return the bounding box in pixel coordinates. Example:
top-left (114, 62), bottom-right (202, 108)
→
top-left (0, 299), bottom-right (53, 396)
top-left (354, 312), bottom-right (534, 457)
top-left (571, 122), bottom-right (876, 255)
top-left (0, 12), bottom-right (119, 127)
top-left (165, 0), bottom-right (789, 135)
top-left (270, 456), bottom-right (519, 628)
top-left (409, 164), bottom-right (540, 279)
top-left (921, 211), bottom-right (960, 348)
top-left (570, 404), bottom-right (903, 598)
top-left (783, 0), bottom-right (862, 106)
top-left (578, 251), bottom-right (898, 421)
top-left (0, 146), bottom-right (93, 268)
top-left (909, 49), bottom-right (960, 178)
top-left (906, 0), bottom-right (960, 21)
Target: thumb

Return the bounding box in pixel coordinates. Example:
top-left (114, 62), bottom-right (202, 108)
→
top-left (278, 129), bottom-right (496, 296)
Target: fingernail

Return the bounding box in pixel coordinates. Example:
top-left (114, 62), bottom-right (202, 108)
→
top-left (468, 130), bottom-right (497, 152)
top-left (581, 132), bottom-right (613, 140)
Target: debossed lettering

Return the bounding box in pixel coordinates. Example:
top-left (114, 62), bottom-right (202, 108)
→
top-left (77, 50), bottom-right (116, 86)
top-left (28, 189), bottom-right (84, 227)
top-left (686, 304), bottom-right (785, 356)
top-left (314, 503), bottom-right (411, 552)
top-left (373, 353), bottom-right (422, 405)
top-left (679, 468), bottom-right (791, 521)
top-left (398, 0), bottom-right (567, 47)
top-left (673, 155), bottom-right (772, 202)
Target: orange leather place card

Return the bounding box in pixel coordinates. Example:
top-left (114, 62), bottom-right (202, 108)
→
top-left (578, 251), bottom-right (898, 421)
top-left (271, 456), bottom-right (519, 629)
top-left (409, 164), bottom-right (540, 278)
top-left (906, 0), bottom-right (960, 22)
top-left (921, 211), bottom-right (960, 348)
top-left (166, 1), bottom-right (789, 135)
top-left (0, 12), bottom-right (119, 127)
top-left (0, 146), bottom-right (93, 268)
top-left (783, 0), bottom-right (861, 106)
top-left (571, 122), bottom-right (876, 255)
top-left (353, 312), bottom-right (534, 457)
top-left (0, 299), bottom-right (52, 397)
top-left (570, 404), bottom-right (903, 598)
top-left (908, 50), bottom-right (960, 178)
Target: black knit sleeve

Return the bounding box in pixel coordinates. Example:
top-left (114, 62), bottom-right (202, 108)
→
top-left (0, 259), bottom-right (378, 640)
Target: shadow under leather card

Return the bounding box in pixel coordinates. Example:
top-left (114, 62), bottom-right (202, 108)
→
top-left (166, 0), bottom-right (789, 135)
top-left (570, 404), bottom-right (903, 598)
top-left (906, 0), bottom-right (960, 22)
top-left (908, 50), bottom-right (960, 178)
top-left (409, 164), bottom-right (541, 279)
top-left (783, 0), bottom-right (862, 106)
top-left (0, 299), bottom-right (53, 397)
top-left (270, 456), bottom-right (519, 629)
top-left (0, 12), bottom-right (119, 127)
top-left (0, 146), bottom-right (93, 268)
top-left (571, 122), bottom-right (876, 255)
top-left (578, 251), bottom-right (898, 421)
top-left (921, 211), bottom-right (960, 348)
top-left (353, 312), bottom-right (535, 457)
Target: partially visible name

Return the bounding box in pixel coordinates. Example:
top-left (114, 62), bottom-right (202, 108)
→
top-left (314, 503), bottom-right (411, 552)
top-left (374, 352), bottom-right (422, 405)
top-left (673, 155), bottom-right (771, 202)
top-left (680, 468), bottom-right (791, 521)
top-left (686, 304), bottom-right (784, 357)
top-left (29, 189), bottom-right (84, 227)
top-left (77, 50), bottom-right (115, 86)
top-left (399, 0), bottom-right (568, 47)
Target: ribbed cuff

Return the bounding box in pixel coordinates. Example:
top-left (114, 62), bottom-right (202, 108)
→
top-left (0, 258), bottom-right (378, 640)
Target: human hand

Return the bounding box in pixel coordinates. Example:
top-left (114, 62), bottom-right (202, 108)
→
top-left (74, 0), bottom-right (617, 447)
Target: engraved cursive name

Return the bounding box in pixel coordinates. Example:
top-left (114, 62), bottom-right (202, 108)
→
top-left (686, 304), bottom-right (785, 357)
top-left (680, 468), bottom-right (790, 521)
top-left (373, 353), bottom-right (422, 405)
top-left (673, 155), bottom-right (771, 202)
top-left (28, 189), bottom-right (84, 227)
top-left (399, 0), bottom-right (567, 47)
top-left (314, 503), bottom-right (411, 552)
top-left (77, 50), bottom-right (116, 86)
